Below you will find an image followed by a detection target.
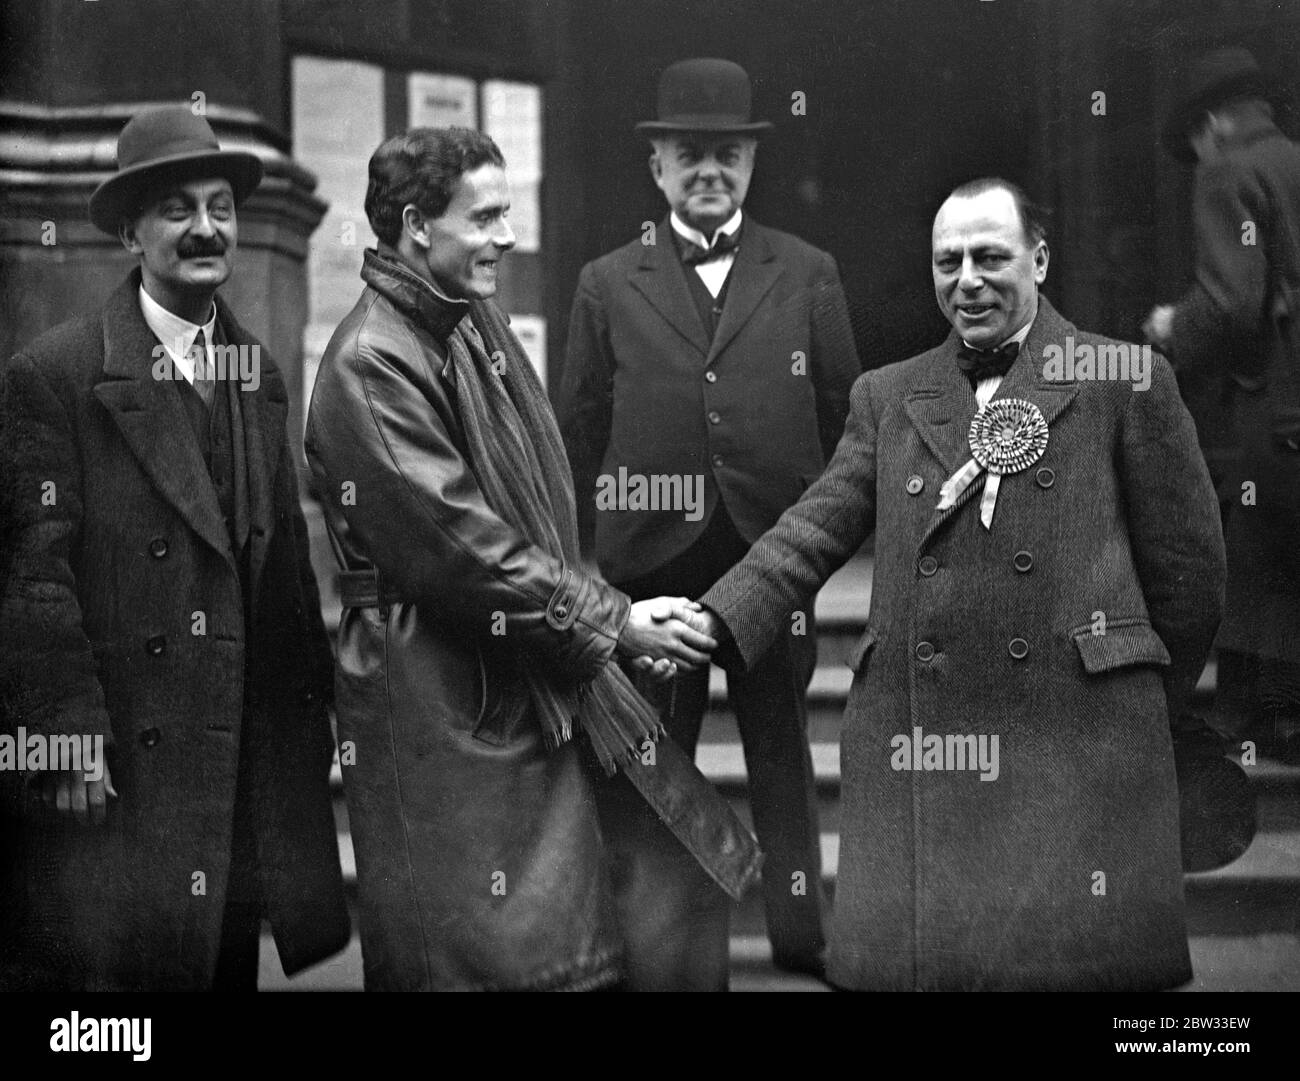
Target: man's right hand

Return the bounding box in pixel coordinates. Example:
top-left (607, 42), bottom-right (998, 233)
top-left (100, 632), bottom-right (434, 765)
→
top-left (619, 597), bottom-right (717, 670)
top-left (30, 763), bottom-right (116, 826)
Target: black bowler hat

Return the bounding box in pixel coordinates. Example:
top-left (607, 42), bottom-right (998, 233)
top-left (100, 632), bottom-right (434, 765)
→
top-left (1161, 46), bottom-right (1285, 162)
top-left (635, 58), bottom-right (774, 137)
top-left (88, 105), bottom-right (264, 234)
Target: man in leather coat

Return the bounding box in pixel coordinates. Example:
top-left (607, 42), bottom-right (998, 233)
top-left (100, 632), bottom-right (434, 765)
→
top-left (305, 126), bottom-right (759, 990)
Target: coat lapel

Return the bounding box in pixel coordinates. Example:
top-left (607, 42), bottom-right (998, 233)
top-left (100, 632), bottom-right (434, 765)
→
top-left (909, 295), bottom-right (1082, 549)
top-left (216, 298), bottom-right (287, 613)
top-left (902, 333), bottom-right (979, 476)
top-left (988, 296), bottom-right (1081, 429)
top-left (630, 217), bottom-right (711, 357)
top-left (707, 220), bottom-right (782, 364)
top-left (92, 274), bottom-right (233, 568)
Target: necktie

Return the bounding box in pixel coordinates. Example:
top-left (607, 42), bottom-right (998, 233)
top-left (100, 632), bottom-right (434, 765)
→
top-left (956, 340), bottom-right (1020, 385)
top-left (190, 330), bottom-right (215, 410)
top-left (682, 229), bottom-right (740, 265)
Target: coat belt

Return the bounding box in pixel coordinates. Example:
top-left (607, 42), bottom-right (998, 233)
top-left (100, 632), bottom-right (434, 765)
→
top-left (333, 569), bottom-right (763, 902)
top-left (336, 568), bottom-right (402, 609)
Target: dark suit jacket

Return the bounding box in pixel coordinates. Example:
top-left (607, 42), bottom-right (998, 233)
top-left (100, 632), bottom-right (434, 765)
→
top-left (0, 271), bottom-right (349, 989)
top-left (559, 214), bottom-right (859, 584)
top-left (703, 297), bottom-right (1225, 990)
top-left (1169, 109), bottom-right (1300, 663)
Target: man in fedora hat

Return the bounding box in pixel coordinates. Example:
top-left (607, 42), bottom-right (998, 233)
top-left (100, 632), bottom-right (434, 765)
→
top-left (559, 57), bottom-right (860, 981)
top-left (0, 104), bottom-right (349, 989)
top-left (1144, 46), bottom-right (1300, 765)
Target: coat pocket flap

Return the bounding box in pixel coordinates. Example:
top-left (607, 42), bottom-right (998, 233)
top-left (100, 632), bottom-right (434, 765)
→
top-left (1071, 622), bottom-right (1171, 674)
top-left (847, 628), bottom-right (879, 672)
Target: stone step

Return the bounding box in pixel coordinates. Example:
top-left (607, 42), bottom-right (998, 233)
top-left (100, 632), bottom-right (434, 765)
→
top-left (328, 748), bottom-right (1298, 840)
top-left (256, 928), bottom-right (1300, 992)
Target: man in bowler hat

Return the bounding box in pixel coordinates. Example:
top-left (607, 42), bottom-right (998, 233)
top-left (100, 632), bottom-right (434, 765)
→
top-left (1145, 47), bottom-right (1300, 765)
top-left (559, 57), bottom-right (860, 980)
top-left (0, 105), bottom-right (349, 989)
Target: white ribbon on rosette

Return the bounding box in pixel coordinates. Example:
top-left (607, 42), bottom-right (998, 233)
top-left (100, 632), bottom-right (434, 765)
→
top-left (936, 398), bottom-right (1049, 529)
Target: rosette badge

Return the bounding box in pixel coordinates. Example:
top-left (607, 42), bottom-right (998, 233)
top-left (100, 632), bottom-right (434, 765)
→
top-left (937, 398), bottom-right (1049, 529)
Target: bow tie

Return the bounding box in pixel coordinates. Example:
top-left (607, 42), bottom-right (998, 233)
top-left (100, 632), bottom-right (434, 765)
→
top-left (956, 340), bottom-right (1020, 384)
top-left (682, 230), bottom-right (740, 265)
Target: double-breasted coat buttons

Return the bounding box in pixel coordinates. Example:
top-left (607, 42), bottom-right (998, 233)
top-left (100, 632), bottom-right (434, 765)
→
top-left (906, 475), bottom-right (925, 495)
top-left (148, 537), bottom-right (168, 558)
top-left (915, 641), bottom-right (936, 662)
top-left (145, 635), bottom-right (166, 656)
top-left (1013, 551), bottom-right (1034, 573)
top-left (1008, 637), bottom-right (1030, 660)
top-left (1035, 467), bottom-right (1055, 488)
top-left (918, 556), bottom-right (939, 577)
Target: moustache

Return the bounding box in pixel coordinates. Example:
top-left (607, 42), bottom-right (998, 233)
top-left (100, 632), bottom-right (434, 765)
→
top-left (177, 240), bottom-right (227, 259)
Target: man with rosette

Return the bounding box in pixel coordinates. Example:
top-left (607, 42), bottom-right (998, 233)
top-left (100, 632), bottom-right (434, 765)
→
top-left (693, 177), bottom-right (1227, 991)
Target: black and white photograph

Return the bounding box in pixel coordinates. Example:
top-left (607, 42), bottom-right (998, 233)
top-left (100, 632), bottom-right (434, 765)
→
top-left (0, 0), bottom-right (1296, 1056)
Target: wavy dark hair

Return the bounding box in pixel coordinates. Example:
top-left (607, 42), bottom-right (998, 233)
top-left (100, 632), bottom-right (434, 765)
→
top-left (364, 127), bottom-right (505, 245)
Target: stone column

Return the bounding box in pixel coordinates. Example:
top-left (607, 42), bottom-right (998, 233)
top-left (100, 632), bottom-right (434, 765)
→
top-left (0, 0), bottom-right (327, 446)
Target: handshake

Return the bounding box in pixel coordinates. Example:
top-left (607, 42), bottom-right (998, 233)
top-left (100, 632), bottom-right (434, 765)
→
top-left (618, 597), bottom-right (724, 680)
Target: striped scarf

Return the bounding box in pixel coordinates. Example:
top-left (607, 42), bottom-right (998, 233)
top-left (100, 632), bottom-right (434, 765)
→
top-left (451, 298), bottom-right (663, 774)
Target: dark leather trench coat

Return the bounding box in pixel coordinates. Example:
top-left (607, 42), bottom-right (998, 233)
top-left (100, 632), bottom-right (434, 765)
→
top-left (305, 254), bottom-right (633, 991)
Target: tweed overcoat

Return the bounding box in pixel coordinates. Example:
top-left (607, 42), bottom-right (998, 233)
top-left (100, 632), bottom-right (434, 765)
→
top-left (702, 298), bottom-right (1226, 990)
top-left (0, 271), bottom-right (349, 990)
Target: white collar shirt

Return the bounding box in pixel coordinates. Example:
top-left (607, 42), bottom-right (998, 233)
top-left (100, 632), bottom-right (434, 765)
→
top-left (138, 285), bottom-right (217, 386)
top-left (670, 209), bottom-right (743, 299)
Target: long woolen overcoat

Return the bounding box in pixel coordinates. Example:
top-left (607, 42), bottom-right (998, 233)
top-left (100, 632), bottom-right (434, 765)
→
top-left (0, 271), bottom-right (349, 990)
top-left (703, 298), bottom-right (1226, 991)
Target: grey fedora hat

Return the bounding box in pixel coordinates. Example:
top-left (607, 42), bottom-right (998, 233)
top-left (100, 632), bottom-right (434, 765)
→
top-left (89, 105), bottom-right (264, 233)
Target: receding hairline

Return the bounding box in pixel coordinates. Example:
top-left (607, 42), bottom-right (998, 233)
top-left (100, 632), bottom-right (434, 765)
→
top-left (933, 180), bottom-right (1046, 246)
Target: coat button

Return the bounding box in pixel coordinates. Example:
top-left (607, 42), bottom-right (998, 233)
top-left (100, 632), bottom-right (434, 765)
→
top-left (146, 635), bottom-right (166, 656)
top-left (906, 474), bottom-right (925, 495)
top-left (1035, 467), bottom-right (1055, 488)
top-left (1008, 637), bottom-right (1030, 660)
top-left (554, 604), bottom-right (568, 619)
top-left (705, 371), bottom-right (717, 383)
top-left (712, 454), bottom-right (724, 467)
top-left (149, 537), bottom-right (168, 558)
top-left (918, 555), bottom-right (939, 577)
top-left (708, 411), bottom-right (721, 424)
top-left (139, 727), bottom-right (161, 748)
top-left (915, 641), bottom-right (935, 662)
top-left (1013, 550), bottom-right (1033, 573)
